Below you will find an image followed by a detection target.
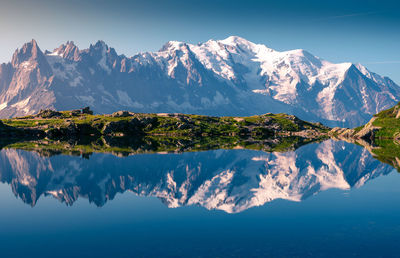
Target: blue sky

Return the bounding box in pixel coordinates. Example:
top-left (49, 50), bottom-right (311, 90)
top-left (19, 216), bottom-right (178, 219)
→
top-left (0, 0), bottom-right (399, 83)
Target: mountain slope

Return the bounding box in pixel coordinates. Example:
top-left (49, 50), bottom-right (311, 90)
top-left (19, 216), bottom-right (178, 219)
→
top-left (0, 37), bottom-right (398, 127)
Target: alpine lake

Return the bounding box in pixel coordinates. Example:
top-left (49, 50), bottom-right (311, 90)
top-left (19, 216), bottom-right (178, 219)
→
top-left (0, 133), bottom-right (399, 258)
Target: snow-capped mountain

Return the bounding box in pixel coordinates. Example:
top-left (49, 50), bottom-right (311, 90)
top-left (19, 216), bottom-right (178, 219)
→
top-left (0, 37), bottom-right (399, 126)
top-left (0, 140), bottom-right (393, 213)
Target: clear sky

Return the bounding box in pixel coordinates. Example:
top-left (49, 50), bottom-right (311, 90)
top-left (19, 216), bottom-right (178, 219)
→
top-left (0, 0), bottom-right (399, 83)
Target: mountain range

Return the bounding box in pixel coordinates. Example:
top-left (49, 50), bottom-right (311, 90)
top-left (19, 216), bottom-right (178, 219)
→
top-left (0, 37), bottom-right (399, 127)
top-left (0, 140), bottom-right (393, 213)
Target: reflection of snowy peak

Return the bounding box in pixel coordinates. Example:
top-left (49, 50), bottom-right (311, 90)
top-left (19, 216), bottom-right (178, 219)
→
top-left (167, 140), bottom-right (389, 213)
top-left (0, 140), bottom-right (393, 213)
top-left (0, 37), bottom-right (399, 126)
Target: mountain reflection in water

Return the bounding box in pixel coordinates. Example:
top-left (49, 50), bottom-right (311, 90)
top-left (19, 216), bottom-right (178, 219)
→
top-left (0, 139), bottom-right (395, 213)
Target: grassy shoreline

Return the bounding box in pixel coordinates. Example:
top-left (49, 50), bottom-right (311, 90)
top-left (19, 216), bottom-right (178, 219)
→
top-left (0, 108), bottom-right (329, 139)
top-left (0, 108), bottom-right (330, 156)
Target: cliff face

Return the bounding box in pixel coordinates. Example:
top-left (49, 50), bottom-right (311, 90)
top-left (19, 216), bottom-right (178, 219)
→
top-left (0, 40), bottom-right (56, 117)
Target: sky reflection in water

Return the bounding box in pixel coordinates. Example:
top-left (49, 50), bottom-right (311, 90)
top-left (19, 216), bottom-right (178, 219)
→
top-left (0, 139), bottom-right (399, 257)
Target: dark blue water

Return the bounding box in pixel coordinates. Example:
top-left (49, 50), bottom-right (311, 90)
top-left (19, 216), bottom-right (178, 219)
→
top-left (0, 140), bottom-right (399, 257)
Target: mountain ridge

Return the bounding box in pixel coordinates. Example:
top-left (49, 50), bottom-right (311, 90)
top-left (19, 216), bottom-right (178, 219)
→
top-left (0, 36), bottom-right (399, 127)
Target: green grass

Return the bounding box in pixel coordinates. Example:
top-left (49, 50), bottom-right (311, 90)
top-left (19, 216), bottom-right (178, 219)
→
top-left (374, 105), bottom-right (397, 119)
top-left (348, 102), bottom-right (400, 139)
top-left (2, 111), bottom-right (327, 137)
top-left (372, 117), bottom-right (400, 138)
top-left (370, 139), bottom-right (400, 172)
top-left (0, 108), bottom-right (333, 159)
top-left (0, 109), bottom-right (329, 159)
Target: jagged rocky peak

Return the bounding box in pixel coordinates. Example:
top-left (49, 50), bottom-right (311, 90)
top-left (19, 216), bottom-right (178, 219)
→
top-left (51, 41), bottom-right (80, 61)
top-left (93, 40), bottom-right (108, 49)
top-left (88, 40), bottom-right (114, 55)
top-left (9, 39), bottom-right (52, 79)
top-left (85, 40), bottom-right (120, 69)
top-left (0, 36), bottom-right (398, 126)
top-left (85, 40), bottom-right (109, 57)
top-left (11, 39), bottom-right (46, 67)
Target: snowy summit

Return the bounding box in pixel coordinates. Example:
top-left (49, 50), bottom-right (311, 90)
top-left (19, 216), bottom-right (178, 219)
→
top-left (0, 36), bottom-right (398, 127)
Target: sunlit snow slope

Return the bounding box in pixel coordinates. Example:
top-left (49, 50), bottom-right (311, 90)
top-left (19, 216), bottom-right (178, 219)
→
top-left (0, 37), bottom-right (398, 126)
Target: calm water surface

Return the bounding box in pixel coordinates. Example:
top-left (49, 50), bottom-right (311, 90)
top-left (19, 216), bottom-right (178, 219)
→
top-left (0, 139), bottom-right (399, 257)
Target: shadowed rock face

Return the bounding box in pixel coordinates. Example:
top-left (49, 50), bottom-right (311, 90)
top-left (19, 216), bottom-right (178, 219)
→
top-left (0, 40), bottom-right (55, 117)
top-left (0, 140), bottom-right (393, 213)
top-left (0, 37), bottom-right (399, 127)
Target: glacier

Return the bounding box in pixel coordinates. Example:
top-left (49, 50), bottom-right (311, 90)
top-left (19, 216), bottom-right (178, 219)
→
top-left (0, 37), bottom-right (399, 127)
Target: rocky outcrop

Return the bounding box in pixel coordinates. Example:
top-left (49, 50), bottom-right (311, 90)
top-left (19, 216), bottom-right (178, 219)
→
top-left (111, 111), bottom-right (135, 117)
top-left (36, 109), bottom-right (62, 118)
top-left (353, 117), bottom-right (380, 140)
top-left (330, 127), bottom-right (355, 138)
top-left (330, 117), bottom-right (381, 141)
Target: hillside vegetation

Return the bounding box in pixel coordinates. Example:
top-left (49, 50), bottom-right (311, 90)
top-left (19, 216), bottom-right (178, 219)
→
top-left (1, 108), bottom-right (329, 140)
top-left (331, 102), bottom-right (400, 141)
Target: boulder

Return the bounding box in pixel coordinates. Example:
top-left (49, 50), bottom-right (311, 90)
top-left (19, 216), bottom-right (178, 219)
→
top-left (111, 111), bottom-right (134, 117)
top-left (81, 107), bottom-right (93, 115)
top-left (37, 109), bottom-right (62, 118)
